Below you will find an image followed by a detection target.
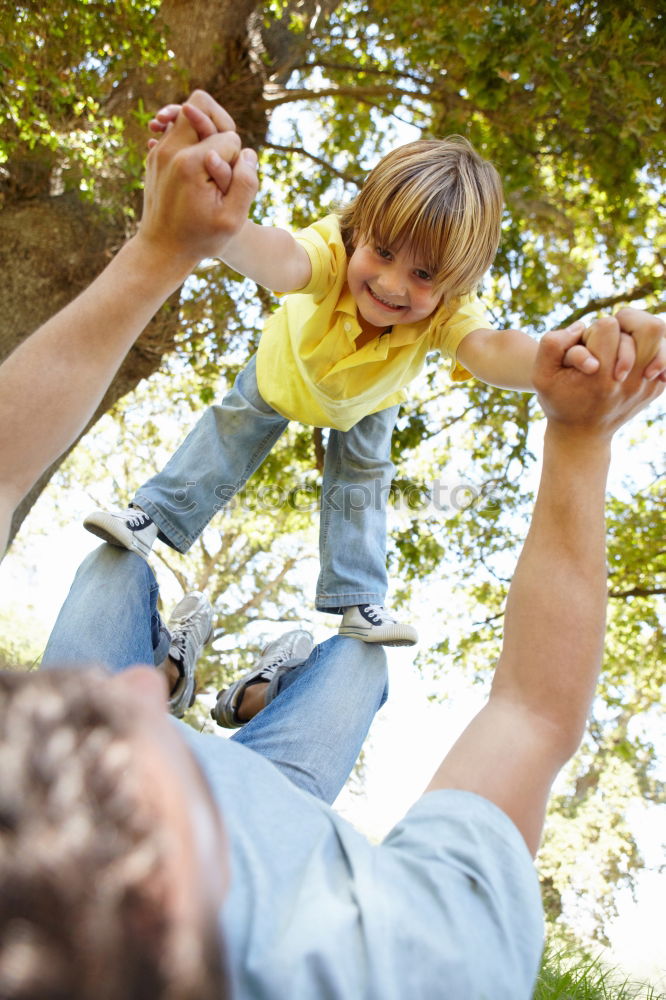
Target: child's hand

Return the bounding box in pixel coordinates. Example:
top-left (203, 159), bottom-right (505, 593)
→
top-left (147, 104), bottom-right (182, 148)
top-left (147, 94), bottom-right (236, 148)
top-left (140, 90), bottom-right (257, 262)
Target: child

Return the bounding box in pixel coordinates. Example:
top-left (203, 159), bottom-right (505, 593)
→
top-left (85, 105), bottom-right (598, 649)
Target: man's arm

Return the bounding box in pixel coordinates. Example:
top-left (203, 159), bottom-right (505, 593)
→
top-left (425, 311), bottom-right (665, 855)
top-left (0, 92), bottom-right (258, 556)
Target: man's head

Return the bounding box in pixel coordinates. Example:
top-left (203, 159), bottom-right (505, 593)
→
top-left (0, 667), bottom-right (230, 1000)
top-left (339, 137), bottom-right (503, 304)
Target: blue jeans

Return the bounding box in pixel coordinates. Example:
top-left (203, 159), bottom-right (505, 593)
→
top-left (134, 356), bottom-right (399, 613)
top-left (41, 544), bottom-right (389, 803)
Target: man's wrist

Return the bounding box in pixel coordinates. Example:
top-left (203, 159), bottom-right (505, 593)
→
top-left (543, 420), bottom-right (613, 465)
top-left (123, 231), bottom-right (201, 292)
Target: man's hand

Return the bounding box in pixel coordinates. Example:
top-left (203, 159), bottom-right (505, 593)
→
top-left (534, 313), bottom-right (664, 439)
top-left (562, 307), bottom-right (666, 383)
top-left (137, 90), bottom-right (258, 268)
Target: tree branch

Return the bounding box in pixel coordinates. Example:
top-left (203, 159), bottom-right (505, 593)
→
top-left (608, 585), bottom-right (666, 599)
top-left (300, 59), bottom-right (432, 88)
top-left (235, 556), bottom-right (299, 616)
top-left (559, 282), bottom-right (660, 326)
top-left (263, 83), bottom-right (429, 108)
top-left (263, 141), bottom-right (359, 184)
top-left (313, 427), bottom-right (325, 474)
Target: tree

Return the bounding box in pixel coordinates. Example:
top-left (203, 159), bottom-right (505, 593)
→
top-left (2, 0), bottom-right (664, 538)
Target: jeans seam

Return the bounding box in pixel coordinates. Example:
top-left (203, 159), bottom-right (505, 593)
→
top-left (318, 432), bottom-right (342, 595)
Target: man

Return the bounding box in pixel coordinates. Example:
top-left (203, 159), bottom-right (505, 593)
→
top-left (1, 92), bottom-right (665, 998)
top-left (3, 314), bottom-right (664, 999)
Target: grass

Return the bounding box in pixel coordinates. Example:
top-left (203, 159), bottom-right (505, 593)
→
top-left (535, 950), bottom-right (665, 1000)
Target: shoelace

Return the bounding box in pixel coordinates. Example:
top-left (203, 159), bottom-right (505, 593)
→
top-left (362, 604), bottom-right (396, 625)
top-left (169, 630), bottom-right (187, 664)
top-left (258, 647), bottom-right (296, 680)
top-left (127, 511), bottom-right (152, 529)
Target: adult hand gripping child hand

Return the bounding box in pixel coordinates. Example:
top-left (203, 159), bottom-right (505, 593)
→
top-left (535, 310), bottom-right (665, 439)
top-left (138, 89), bottom-right (258, 269)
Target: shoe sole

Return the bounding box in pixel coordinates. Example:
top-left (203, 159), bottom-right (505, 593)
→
top-left (84, 512), bottom-right (153, 559)
top-left (171, 621), bottom-right (214, 714)
top-left (187, 622), bottom-right (214, 711)
top-left (212, 632), bottom-right (313, 729)
top-left (338, 625), bottom-right (418, 647)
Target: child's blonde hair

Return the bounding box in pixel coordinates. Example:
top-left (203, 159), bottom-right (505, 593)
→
top-left (338, 137), bottom-right (503, 303)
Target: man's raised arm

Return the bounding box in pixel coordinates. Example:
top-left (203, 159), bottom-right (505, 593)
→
top-left (425, 310), bottom-right (665, 854)
top-left (0, 91), bottom-right (258, 556)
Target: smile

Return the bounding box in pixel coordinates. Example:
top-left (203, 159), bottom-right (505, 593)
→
top-left (367, 285), bottom-right (406, 312)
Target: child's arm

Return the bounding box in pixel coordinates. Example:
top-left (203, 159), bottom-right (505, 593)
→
top-left (456, 321), bottom-right (666, 390)
top-left (218, 219), bottom-right (312, 294)
top-left (456, 327), bottom-right (542, 390)
top-left (150, 99), bottom-right (312, 294)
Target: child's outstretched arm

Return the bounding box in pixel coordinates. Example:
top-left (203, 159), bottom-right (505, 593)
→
top-left (218, 218), bottom-right (313, 294)
top-left (456, 320), bottom-right (665, 391)
top-left (150, 98), bottom-right (312, 295)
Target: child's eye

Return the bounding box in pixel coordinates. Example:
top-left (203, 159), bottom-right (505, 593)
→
top-left (375, 246), bottom-right (392, 260)
top-left (414, 268), bottom-right (432, 281)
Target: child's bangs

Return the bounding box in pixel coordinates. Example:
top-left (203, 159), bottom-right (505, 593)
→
top-left (367, 200), bottom-right (447, 282)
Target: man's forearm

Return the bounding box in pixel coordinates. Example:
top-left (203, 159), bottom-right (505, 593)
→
top-left (494, 424), bottom-right (611, 745)
top-left (0, 234), bottom-right (192, 521)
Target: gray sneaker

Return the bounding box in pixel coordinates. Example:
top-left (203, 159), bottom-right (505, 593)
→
top-left (212, 629), bottom-right (314, 729)
top-left (167, 591), bottom-right (214, 717)
top-left (83, 506), bottom-right (158, 559)
top-left (338, 604), bottom-right (418, 646)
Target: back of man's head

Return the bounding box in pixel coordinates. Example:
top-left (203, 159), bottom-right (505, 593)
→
top-left (0, 668), bottom-right (229, 1000)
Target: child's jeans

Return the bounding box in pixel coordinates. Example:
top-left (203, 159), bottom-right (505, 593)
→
top-left (134, 355), bottom-right (399, 613)
top-left (41, 543), bottom-right (389, 803)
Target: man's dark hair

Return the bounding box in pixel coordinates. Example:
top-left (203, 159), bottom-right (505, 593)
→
top-left (0, 668), bottom-right (230, 999)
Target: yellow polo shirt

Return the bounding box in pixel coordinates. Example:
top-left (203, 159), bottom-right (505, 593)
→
top-left (255, 215), bottom-right (490, 431)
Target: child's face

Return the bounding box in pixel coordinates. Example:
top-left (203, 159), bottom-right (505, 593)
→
top-left (347, 239), bottom-right (442, 330)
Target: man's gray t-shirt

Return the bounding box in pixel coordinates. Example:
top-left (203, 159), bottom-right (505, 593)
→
top-left (180, 726), bottom-right (544, 999)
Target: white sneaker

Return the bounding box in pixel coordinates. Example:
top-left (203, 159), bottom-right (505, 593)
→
top-left (211, 629), bottom-right (314, 729)
top-left (83, 507), bottom-right (158, 559)
top-left (167, 591), bottom-right (214, 717)
top-left (338, 604), bottom-right (418, 646)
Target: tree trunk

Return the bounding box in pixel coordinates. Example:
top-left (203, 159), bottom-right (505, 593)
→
top-left (2, 0), bottom-right (341, 547)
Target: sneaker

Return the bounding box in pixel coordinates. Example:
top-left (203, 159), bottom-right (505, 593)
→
top-left (83, 507), bottom-right (158, 559)
top-left (338, 604), bottom-right (418, 646)
top-left (166, 591), bottom-right (214, 718)
top-left (212, 629), bottom-right (314, 729)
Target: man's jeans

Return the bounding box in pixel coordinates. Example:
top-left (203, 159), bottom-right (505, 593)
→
top-left (134, 356), bottom-right (399, 613)
top-left (42, 544), bottom-right (389, 804)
